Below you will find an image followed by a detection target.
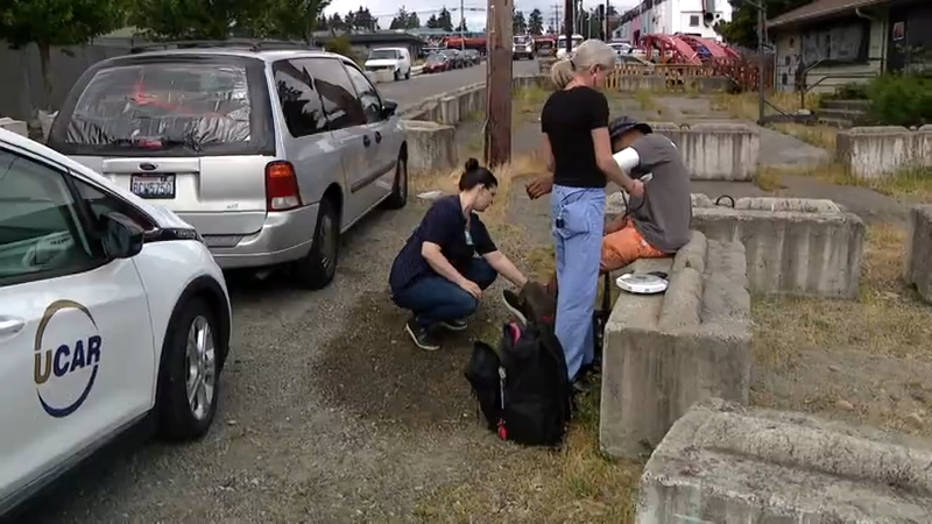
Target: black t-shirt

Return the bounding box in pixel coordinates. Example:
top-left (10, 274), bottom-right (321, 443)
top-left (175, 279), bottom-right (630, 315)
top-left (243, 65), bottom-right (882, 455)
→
top-left (540, 86), bottom-right (610, 188)
top-left (389, 195), bottom-right (498, 291)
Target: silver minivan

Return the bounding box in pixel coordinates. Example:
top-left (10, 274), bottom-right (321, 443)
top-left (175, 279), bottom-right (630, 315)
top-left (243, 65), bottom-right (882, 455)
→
top-left (48, 44), bottom-right (409, 290)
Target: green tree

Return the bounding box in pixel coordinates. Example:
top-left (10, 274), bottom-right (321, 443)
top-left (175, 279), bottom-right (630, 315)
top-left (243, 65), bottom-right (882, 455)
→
top-left (389, 7), bottom-right (408, 29)
top-left (405, 11), bottom-right (420, 29)
top-left (513, 9), bottom-right (527, 34)
top-left (426, 14), bottom-right (440, 28)
top-left (267, 0), bottom-right (330, 44)
top-left (0, 0), bottom-right (128, 111)
top-left (437, 7), bottom-right (454, 32)
top-left (354, 6), bottom-right (376, 31)
top-left (527, 8), bottom-right (544, 35)
top-left (132, 0), bottom-right (271, 40)
top-left (717, 0), bottom-right (814, 48)
top-left (328, 12), bottom-right (344, 31)
top-left (456, 19), bottom-right (468, 32)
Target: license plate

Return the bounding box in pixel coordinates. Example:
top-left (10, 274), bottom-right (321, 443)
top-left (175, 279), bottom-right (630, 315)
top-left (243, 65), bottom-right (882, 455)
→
top-left (131, 174), bottom-right (175, 199)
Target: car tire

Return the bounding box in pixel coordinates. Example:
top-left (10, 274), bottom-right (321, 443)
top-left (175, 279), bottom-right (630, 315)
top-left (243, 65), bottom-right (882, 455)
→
top-left (155, 297), bottom-right (221, 442)
top-left (394, 69), bottom-right (401, 81)
top-left (291, 197), bottom-right (340, 290)
top-left (384, 153), bottom-right (408, 210)
top-left (405, 69), bottom-right (411, 80)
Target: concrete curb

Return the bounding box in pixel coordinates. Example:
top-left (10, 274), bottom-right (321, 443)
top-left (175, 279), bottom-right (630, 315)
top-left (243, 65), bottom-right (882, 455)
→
top-left (904, 204), bottom-right (932, 303)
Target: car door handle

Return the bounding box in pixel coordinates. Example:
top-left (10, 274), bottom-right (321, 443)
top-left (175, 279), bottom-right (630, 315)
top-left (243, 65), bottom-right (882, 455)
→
top-left (374, 131), bottom-right (382, 144)
top-left (0, 317), bottom-right (25, 336)
top-left (363, 135), bottom-right (371, 147)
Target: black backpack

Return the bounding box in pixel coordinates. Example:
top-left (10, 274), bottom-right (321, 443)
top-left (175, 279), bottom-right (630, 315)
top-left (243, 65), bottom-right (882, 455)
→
top-left (464, 321), bottom-right (573, 447)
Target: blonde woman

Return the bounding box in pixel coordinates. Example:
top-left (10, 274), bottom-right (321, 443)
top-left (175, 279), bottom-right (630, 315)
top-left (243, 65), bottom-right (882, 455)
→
top-left (528, 40), bottom-right (644, 389)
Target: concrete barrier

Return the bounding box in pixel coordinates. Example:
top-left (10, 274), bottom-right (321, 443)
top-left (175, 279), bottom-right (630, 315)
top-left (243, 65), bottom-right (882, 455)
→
top-left (0, 117), bottom-right (28, 137)
top-left (401, 120), bottom-right (457, 172)
top-left (636, 398), bottom-right (932, 523)
top-left (647, 122), bottom-right (760, 181)
top-left (904, 204), bottom-right (932, 304)
top-left (410, 65), bottom-right (424, 77)
top-left (400, 75), bottom-right (542, 126)
top-left (837, 125), bottom-right (932, 179)
top-left (599, 231), bottom-right (752, 458)
top-left (692, 194), bottom-right (865, 299)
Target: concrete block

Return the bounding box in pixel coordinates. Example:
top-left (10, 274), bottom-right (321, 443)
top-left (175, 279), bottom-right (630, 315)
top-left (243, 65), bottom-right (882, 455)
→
top-left (692, 194), bottom-right (865, 299)
top-left (401, 120), bottom-right (456, 172)
top-left (0, 117), bottom-right (28, 137)
top-left (600, 231), bottom-right (752, 458)
top-left (636, 399), bottom-right (932, 524)
top-left (837, 125), bottom-right (930, 179)
top-left (904, 204), bottom-right (932, 304)
top-left (647, 122), bottom-right (760, 181)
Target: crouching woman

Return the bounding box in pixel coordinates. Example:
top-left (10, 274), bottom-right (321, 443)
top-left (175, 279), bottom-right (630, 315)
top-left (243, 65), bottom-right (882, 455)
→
top-left (389, 158), bottom-right (529, 351)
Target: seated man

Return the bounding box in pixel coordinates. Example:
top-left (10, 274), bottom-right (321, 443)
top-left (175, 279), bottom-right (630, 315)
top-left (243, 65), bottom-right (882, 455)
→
top-left (526, 116), bottom-right (693, 290)
top-left (389, 158), bottom-right (529, 351)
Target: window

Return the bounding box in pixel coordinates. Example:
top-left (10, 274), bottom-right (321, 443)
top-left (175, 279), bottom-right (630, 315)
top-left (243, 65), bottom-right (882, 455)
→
top-left (303, 58), bottom-right (367, 131)
top-left (273, 60), bottom-right (328, 138)
top-left (342, 64), bottom-right (383, 124)
top-left (74, 177), bottom-right (155, 231)
top-left (689, 15), bottom-right (700, 27)
top-left (0, 150), bottom-right (97, 284)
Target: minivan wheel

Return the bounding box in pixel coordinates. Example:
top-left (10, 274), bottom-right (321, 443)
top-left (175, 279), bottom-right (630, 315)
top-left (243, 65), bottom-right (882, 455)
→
top-left (291, 197), bottom-right (340, 290)
top-left (394, 69), bottom-right (402, 81)
top-left (405, 69), bottom-right (411, 80)
top-left (384, 154), bottom-right (408, 209)
top-left (155, 297), bottom-right (220, 442)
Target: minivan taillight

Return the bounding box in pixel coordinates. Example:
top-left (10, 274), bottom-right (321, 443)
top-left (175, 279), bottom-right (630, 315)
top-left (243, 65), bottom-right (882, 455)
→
top-left (265, 161), bottom-right (302, 211)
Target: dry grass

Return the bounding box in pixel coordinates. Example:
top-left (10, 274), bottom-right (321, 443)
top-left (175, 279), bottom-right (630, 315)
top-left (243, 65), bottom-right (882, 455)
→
top-left (513, 85), bottom-right (551, 114)
top-left (770, 123), bottom-right (838, 150)
top-left (711, 91), bottom-right (822, 121)
top-left (762, 163), bottom-right (932, 202)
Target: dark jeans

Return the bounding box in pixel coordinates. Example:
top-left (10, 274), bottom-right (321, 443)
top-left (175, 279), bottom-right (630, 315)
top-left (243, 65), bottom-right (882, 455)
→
top-left (392, 258), bottom-right (498, 328)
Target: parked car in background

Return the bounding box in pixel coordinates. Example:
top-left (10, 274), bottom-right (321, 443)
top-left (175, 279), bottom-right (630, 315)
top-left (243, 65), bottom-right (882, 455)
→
top-left (0, 127), bottom-right (231, 519)
top-left (462, 49), bottom-right (481, 66)
top-left (556, 34), bottom-right (584, 59)
top-left (47, 44), bottom-right (410, 290)
top-left (616, 53), bottom-right (654, 67)
top-left (364, 47), bottom-right (412, 81)
top-left (439, 48), bottom-right (464, 69)
top-left (512, 35), bottom-right (534, 60)
top-left (423, 53), bottom-right (451, 73)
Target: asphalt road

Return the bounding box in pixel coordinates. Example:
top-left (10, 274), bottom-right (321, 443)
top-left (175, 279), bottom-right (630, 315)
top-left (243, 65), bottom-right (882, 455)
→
top-left (380, 58), bottom-right (540, 109)
top-left (10, 59), bottom-right (542, 524)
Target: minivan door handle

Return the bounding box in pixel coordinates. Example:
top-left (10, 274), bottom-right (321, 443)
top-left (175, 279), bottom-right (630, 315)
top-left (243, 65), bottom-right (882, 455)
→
top-left (0, 316), bottom-right (25, 337)
top-left (374, 131), bottom-right (382, 144)
top-left (362, 135), bottom-right (371, 147)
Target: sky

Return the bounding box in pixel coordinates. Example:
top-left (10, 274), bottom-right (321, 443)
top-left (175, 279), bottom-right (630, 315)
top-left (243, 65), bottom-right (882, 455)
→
top-left (323, 0), bottom-right (638, 33)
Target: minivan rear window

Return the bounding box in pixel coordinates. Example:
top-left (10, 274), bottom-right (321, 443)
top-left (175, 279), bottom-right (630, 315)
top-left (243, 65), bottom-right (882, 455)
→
top-left (368, 49), bottom-right (400, 60)
top-left (49, 57), bottom-right (274, 157)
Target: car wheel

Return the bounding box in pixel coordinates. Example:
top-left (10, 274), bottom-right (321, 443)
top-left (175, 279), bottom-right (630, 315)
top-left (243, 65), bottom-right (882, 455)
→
top-left (394, 69), bottom-right (401, 81)
top-left (291, 197), bottom-right (340, 290)
top-left (384, 153), bottom-right (408, 209)
top-left (155, 297), bottom-right (220, 442)
top-left (405, 69), bottom-right (411, 80)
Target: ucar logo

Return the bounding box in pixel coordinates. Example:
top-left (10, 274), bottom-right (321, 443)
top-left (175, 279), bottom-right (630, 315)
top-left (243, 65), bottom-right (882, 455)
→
top-left (33, 300), bottom-right (102, 418)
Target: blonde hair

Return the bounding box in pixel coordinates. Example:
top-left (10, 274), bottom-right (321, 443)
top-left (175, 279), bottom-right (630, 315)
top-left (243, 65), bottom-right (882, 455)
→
top-left (550, 39), bottom-right (617, 89)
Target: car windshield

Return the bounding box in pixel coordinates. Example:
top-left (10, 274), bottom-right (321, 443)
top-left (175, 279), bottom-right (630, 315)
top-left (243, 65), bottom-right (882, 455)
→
top-left (514, 36), bottom-right (530, 45)
top-left (57, 61), bottom-right (253, 154)
top-left (368, 49), bottom-right (400, 60)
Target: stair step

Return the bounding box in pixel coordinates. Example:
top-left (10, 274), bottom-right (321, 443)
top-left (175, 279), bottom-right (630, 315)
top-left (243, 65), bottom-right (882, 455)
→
top-left (821, 99), bottom-right (871, 111)
top-left (817, 115), bottom-right (855, 128)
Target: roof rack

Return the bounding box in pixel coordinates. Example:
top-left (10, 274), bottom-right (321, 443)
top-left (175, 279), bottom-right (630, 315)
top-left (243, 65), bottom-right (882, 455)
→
top-left (129, 39), bottom-right (321, 54)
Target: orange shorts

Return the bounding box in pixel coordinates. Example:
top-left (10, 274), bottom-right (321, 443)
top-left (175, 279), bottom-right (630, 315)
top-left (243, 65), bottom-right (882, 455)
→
top-left (600, 219), bottom-right (666, 273)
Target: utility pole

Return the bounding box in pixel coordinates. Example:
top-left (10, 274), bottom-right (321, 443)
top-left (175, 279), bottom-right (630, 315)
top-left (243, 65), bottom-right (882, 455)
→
top-left (563, 0), bottom-right (573, 53)
top-left (485, 0), bottom-right (513, 165)
top-left (459, 0), bottom-right (466, 50)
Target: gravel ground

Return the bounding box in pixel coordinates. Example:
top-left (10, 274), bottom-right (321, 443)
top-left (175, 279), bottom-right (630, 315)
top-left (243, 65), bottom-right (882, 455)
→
top-left (13, 61), bottom-right (541, 524)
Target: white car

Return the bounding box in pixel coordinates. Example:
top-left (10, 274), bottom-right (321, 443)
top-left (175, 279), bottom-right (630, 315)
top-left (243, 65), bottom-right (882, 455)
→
top-left (0, 128), bottom-right (232, 517)
top-left (364, 47), bottom-right (412, 81)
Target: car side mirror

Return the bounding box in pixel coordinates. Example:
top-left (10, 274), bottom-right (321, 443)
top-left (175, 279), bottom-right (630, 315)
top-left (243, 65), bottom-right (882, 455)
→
top-left (382, 100), bottom-right (398, 119)
top-left (101, 212), bottom-right (144, 259)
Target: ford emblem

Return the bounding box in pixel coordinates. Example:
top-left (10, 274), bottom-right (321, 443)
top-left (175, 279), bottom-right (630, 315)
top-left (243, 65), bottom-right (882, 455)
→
top-left (139, 162), bottom-right (157, 171)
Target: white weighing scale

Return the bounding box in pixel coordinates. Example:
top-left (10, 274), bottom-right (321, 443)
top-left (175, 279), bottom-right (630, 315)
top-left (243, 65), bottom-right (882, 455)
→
top-left (616, 273), bottom-right (669, 295)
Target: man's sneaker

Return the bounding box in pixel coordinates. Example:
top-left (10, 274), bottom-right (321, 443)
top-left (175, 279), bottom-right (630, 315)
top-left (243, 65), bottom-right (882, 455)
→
top-left (405, 318), bottom-right (441, 351)
top-left (502, 289), bottom-right (528, 325)
top-left (437, 318), bottom-right (468, 331)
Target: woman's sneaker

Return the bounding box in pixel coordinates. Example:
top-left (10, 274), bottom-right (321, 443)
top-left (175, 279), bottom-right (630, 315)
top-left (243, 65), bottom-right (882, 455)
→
top-left (405, 318), bottom-right (441, 351)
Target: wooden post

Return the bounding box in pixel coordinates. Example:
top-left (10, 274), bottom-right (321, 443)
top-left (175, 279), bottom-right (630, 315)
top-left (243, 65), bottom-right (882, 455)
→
top-left (484, 0), bottom-right (513, 166)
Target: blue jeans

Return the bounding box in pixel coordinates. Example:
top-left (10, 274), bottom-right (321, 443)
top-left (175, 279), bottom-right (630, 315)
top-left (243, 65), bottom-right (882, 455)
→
top-left (551, 185), bottom-right (605, 381)
top-left (392, 258), bottom-right (498, 328)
